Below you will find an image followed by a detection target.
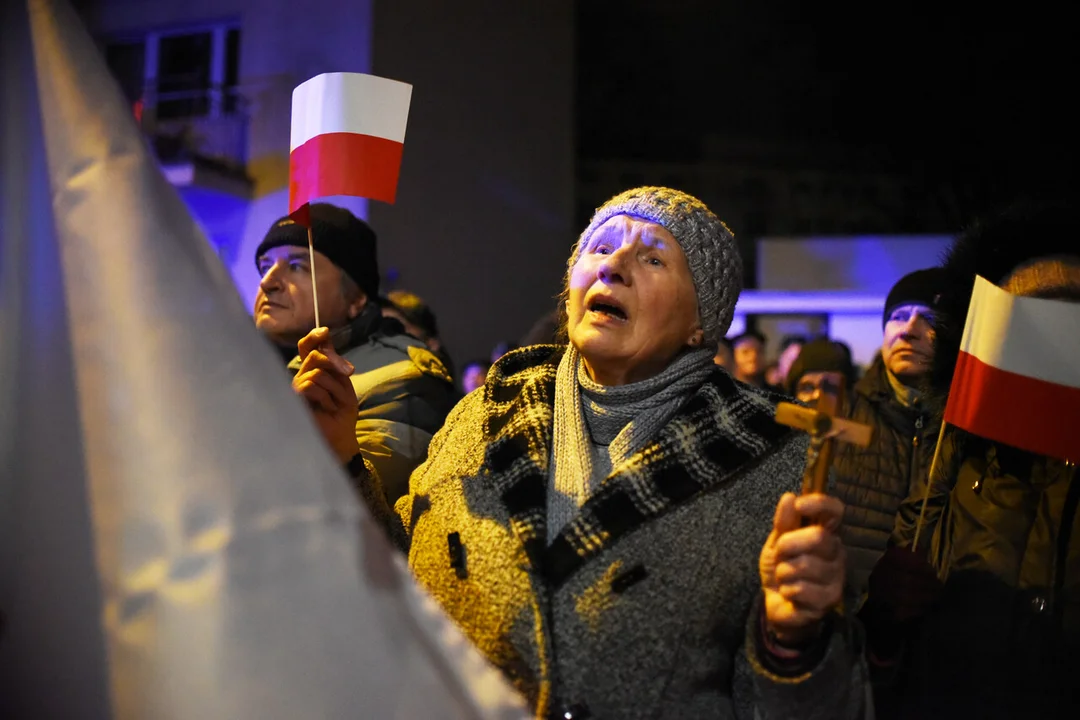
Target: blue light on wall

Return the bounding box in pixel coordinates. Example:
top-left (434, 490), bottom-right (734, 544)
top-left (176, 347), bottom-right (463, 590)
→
top-left (177, 186), bottom-right (249, 268)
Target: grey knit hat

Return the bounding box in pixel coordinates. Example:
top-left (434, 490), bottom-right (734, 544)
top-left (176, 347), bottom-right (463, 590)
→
top-left (569, 186), bottom-right (742, 344)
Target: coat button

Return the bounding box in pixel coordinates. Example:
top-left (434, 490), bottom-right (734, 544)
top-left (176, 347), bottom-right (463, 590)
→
top-left (1031, 595), bottom-right (1048, 613)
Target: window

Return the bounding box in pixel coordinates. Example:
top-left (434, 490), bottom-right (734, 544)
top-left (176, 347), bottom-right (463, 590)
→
top-left (104, 22), bottom-right (241, 121)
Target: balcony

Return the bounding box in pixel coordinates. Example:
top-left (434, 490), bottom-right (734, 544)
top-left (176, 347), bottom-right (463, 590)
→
top-left (139, 87), bottom-right (253, 199)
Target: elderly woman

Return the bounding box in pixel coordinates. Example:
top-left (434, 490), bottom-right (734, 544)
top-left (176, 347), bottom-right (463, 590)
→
top-left (295, 187), bottom-right (865, 719)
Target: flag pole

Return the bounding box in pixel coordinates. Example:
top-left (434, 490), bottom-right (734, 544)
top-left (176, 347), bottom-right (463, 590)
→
top-left (912, 420), bottom-right (949, 552)
top-left (307, 223), bottom-right (321, 329)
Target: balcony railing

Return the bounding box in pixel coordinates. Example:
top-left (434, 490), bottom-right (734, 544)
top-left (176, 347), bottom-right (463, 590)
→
top-left (137, 85), bottom-right (250, 173)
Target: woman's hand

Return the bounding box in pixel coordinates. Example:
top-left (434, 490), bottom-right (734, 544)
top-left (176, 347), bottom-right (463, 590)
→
top-left (292, 327), bottom-right (360, 464)
top-left (759, 492), bottom-right (846, 646)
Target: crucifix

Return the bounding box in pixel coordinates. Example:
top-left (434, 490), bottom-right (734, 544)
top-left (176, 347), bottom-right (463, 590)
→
top-left (774, 372), bottom-right (873, 495)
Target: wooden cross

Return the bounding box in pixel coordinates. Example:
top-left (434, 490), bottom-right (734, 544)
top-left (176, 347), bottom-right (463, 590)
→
top-left (774, 371), bottom-right (873, 495)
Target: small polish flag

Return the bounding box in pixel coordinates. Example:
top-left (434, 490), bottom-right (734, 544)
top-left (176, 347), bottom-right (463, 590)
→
top-left (289, 72), bottom-right (412, 216)
top-left (945, 275), bottom-right (1080, 462)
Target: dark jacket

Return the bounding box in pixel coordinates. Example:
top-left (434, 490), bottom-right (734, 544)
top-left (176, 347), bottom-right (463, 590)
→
top-left (369, 346), bottom-right (868, 719)
top-left (286, 304), bottom-right (457, 506)
top-left (877, 207), bottom-right (1080, 718)
top-left (888, 432), bottom-right (1080, 718)
top-left (832, 357), bottom-right (941, 598)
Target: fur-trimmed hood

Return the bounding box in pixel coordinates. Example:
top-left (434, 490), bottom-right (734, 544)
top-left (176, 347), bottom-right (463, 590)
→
top-left (926, 200), bottom-right (1080, 414)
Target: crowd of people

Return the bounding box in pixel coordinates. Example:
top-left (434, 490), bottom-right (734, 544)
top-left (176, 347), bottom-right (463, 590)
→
top-left (252, 189), bottom-right (1079, 719)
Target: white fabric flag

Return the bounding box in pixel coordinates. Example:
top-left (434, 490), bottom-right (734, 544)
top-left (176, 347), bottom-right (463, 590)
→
top-left (0, 0), bottom-right (527, 717)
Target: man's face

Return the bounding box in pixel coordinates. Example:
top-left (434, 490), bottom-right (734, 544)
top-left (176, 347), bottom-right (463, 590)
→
top-left (793, 371), bottom-right (832, 404)
top-left (733, 337), bottom-right (765, 379)
top-left (881, 304), bottom-right (935, 383)
top-left (254, 246), bottom-right (364, 349)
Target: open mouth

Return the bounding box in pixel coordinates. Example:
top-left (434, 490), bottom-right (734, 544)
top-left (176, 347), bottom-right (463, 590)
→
top-left (587, 297), bottom-right (628, 321)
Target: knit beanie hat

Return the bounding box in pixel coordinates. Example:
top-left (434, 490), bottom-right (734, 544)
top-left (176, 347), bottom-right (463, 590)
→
top-left (255, 203), bottom-right (380, 300)
top-left (883, 268), bottom-right (946, 327)
top-left (785, 338), bottom-right (855, 394)
top-left (569, 187), bottom-right (742, 344)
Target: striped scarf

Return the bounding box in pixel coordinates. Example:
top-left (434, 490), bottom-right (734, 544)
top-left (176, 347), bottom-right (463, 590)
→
top-left (547, 344), bottom-right (717, 541)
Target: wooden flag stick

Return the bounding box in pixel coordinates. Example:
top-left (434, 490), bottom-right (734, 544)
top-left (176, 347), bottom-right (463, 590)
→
top-left (912, 420), bottom-right (949, 553)
top-left (307, 224), bottom-right (321, 329)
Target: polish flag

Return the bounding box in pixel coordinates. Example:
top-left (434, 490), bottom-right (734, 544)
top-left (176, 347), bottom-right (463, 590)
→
top-left (945, 275), bottom-right (1080, 462)
top-left (289, 72), bottom-right (412, 215)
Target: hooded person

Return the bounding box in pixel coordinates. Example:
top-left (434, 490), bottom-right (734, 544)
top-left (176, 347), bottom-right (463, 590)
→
top-left (291, 187), bottom-right (867, 719)
top-left (253, 203), bottom-right (457, 506)
top-left (870, 199), bottom-right (1080, 719)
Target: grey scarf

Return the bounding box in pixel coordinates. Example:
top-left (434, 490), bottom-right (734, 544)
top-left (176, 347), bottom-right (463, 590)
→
top-left (547, 344), bottom-right (717, 541)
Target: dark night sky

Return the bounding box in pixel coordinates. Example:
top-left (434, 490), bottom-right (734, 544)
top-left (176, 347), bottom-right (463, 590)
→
top-left (577, 2), bottom-right (1078, 218)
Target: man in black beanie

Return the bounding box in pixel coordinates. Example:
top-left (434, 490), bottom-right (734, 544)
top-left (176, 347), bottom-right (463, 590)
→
top-left (253, 203), bottom-right (456, 506)
top-left (829, 267), bottom-right (947, 603)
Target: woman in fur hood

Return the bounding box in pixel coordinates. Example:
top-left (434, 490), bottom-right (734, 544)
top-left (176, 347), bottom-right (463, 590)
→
top-left (868, 199), bottom-right (1080, 719)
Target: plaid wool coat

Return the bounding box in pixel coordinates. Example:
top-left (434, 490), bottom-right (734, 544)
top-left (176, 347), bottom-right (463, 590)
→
top-left (388, 346), bottom-right (866, 719)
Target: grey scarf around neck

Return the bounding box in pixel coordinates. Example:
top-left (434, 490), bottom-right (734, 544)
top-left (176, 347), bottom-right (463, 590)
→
top-left (547, 344), bottom-right (718, 542)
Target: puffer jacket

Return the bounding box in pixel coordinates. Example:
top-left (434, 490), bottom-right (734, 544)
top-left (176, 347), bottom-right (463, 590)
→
top-left (286, 304), bottom-right (457, 506)
top-left (832, 357), bottom-right (941, 598)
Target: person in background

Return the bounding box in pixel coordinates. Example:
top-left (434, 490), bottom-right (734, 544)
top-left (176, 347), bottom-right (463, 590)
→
top-left (873, 201), bottom-right (1080, 719)
top-left (830, 268), bottom-right (947, 603)
top-left (253, 204), bottom-right (457, 507)
top-left (459, 358), bottom-right (491, 394)
top-left (382, 289), bottom-right (456, 381)
top-left (784, 338), bottom-right (856, 404)
top-left (775, 334), bottom-right (807, 389)
top-left (713, 335), bottom-right (734, 371)
top-left (731, 330), bottom-right (776, 390)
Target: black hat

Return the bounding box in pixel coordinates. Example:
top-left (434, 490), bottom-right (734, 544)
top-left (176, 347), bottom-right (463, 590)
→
top-left (255, 203), bottom-right (379, 300)
top-left (883, 268), bottom-right (946, 327)
top-left (785, 338), bottom-right (855, 394)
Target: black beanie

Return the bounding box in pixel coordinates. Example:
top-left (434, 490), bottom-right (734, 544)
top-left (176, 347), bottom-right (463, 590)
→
top-left (785, 338), bottom-right (855, 394)
top-left (883, 268), bottom-right (946, 327)
top-left (255, 203), bottom-right (380, 300)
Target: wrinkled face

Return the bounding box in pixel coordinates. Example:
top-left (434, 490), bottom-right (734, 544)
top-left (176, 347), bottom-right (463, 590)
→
top-left (733, 337), bottom-right (765, 379)
top-left (881, 304), bottom-right (935, 383)
top-left (254, 246), bottom-right (364, 349)
top-left (793, 370), bottom-right (832, 404)
top-left (461, 364), bottom-right (488, 394)
top-left (776, 342), bottom-right (803, 383)
top-left (567, 215), bottom-right (703, 386)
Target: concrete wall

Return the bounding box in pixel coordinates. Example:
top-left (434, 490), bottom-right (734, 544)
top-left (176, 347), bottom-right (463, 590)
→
top-left (85, 0), bottom-right (575, 366)
top-left (757, 236), bottom-right (953, 293)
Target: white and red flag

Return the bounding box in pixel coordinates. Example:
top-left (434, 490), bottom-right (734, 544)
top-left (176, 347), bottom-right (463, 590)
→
top-left (289, 72), bottom-right (412, 215)
top-left (944, 275), bottom-right (1080, 463)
